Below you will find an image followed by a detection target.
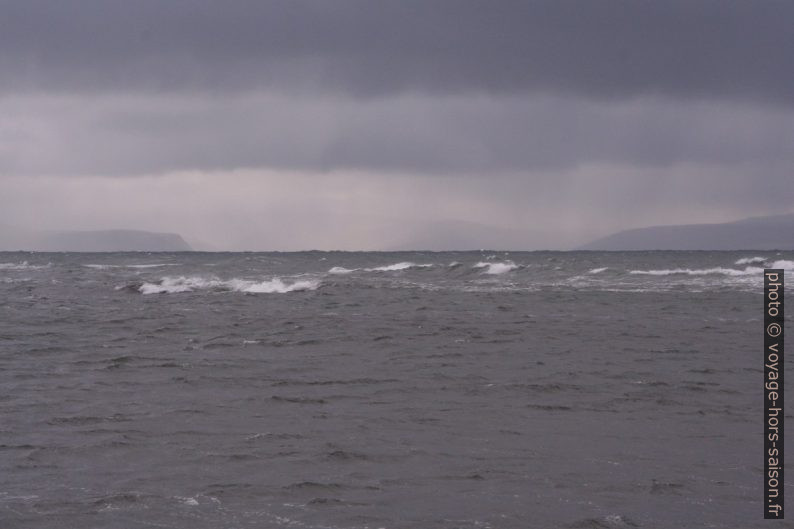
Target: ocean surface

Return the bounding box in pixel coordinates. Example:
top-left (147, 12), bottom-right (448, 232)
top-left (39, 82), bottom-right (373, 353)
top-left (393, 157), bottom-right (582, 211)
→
top-left (1, 251), bottom-right (792, 529)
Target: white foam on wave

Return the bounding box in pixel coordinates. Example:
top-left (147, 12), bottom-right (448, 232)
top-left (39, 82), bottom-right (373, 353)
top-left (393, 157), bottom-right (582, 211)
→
top-left (327, 262), bottom-right (432, 274)
top-left (233, 278), bottom-right (319, 293)
top-left (85, 263), bottom-right (177, 269)
top-left (0, 261), bottom-right (50, 271)
top-left (588, 267), bottom-right (608, 274)
top-left (473, 261), bottom-right (518, 275)
top-left (129, 263), bottom-right (179, 269)
top-left (139, 276), bottom-right (212, 294)
top-left (735, 256), bottom-right (767, 265)
top-left (138, 276), bottom-right (320, 295)
top-left (175, 496), bottom-right (199, 506)
top-left (328, 266), bottom-right (357, 274)
top-left (368, 262), bottom-right (431, 272)
top-left (629, 266), bottom-right (764, 276)
top-left (630, 260), bottom-right (794, 278)
top-left (770, 260), bottom-right (794, 270)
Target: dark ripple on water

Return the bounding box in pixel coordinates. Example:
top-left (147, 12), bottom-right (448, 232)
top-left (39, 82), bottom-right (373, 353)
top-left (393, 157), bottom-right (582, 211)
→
top-left (0, 251), bottom-right (792, 528)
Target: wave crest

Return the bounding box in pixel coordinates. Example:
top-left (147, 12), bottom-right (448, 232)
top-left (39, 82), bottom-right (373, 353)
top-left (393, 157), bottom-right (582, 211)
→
top-left (630, 259), bottom-right (794, 278)
top-left (328, 266), bottom-right (357, 275)
top-left (327, 262), bottom-right (432, 274)
top-left (137, 276), bottom-right (320, 295)
top-left (629, 267), bottom-right (764, 277)
top-left (85, 263), bottom-right (178, 270)
top-left (473, 261), bottom-right (518, 275)
top-left (734, 257), bottom-right (767, 265)
top-left (0, 261), bottom-right (50, 271)
top-left (770, 260), bottom-right (794, 270)
top-left (367, 262), bottom-right (431, 272)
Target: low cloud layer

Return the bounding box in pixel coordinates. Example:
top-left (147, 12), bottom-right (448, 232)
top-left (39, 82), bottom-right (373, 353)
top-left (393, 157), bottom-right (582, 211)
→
top-left (2, 93), bottom-right (792, 176)
top-left (0, 2), bottom-right (791, 249)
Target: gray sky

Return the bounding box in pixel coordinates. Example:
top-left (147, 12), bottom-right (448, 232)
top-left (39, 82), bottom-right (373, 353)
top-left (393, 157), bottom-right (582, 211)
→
top-left (1, 0), bottom-right (792, 250)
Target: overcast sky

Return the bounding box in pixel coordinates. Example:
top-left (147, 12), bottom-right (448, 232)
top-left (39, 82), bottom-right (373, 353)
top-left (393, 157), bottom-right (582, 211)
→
top-left (1, 0), bottom-right (792, 250)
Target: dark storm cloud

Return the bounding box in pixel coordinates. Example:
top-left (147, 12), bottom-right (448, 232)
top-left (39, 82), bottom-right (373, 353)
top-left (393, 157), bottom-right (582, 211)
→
top-left (1, 0), bottom-right (792, 103)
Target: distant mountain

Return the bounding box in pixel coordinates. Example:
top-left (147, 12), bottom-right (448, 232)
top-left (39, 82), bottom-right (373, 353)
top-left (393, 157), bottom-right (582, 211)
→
top-left (580, 214), bottom-right (794, 250)
top-left (0, 228), bottom-right (192, 251)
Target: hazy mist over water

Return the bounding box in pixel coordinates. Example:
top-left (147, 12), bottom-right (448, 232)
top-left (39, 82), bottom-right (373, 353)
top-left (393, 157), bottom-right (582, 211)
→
top-left (2, 251), bottom-right (792, 528)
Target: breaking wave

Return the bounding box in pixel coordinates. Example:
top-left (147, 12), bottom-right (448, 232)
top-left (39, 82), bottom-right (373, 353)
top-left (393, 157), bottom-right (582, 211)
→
top-left (135, 276), bottom-right (320, 295)
top-left (588, 267), bottom-right (608, 274)
top-left (327, 262), bottom-right (432, 274)
top-left (0, 261), bottom-right (50, 271)
top-left (85, 263), bottom-right (178, 270)
top-left (629, 260), bottom-right (794, 277)
top-left (473, 261), bottom-right (518, 275)
top-left (771, 260), bottom-right (794, 270)
top-left (367, 262), bottom-right (432, 272)
top-left (328, 266), bottom-right (356, 275)
top-left (629, 267), bottom-right (763, 277)
top-left (734, 256), bottom-right (767, 265)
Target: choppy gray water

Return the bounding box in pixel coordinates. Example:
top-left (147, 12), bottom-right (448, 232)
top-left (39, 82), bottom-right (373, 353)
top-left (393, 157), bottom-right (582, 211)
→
top-left (1, 251), bottom-right (792, 529)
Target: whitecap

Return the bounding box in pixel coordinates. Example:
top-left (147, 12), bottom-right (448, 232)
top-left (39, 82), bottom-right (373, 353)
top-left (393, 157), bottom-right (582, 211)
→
top-left (176, 496), bottom-right (199, 506)
top-left (588, 267), bottom-right (608, 274)
top-left (366, 262), bottom-right (432, 272)
top-left (137, 276), bottom-right (320, 295)
top-left (735, 256), bottom-right (767, 265)
top-left (473, 261), bottom-right (518, 275)
top-left (631, 260), bottom-right (793, 277)
top-left (769, 259), bottom-right (794, 270)
top-left (85, 263), bottom-right (177, 269)
top-left (629, 267), bottom-right (764, 276)
top-left (0, 261), bottom-right (50, 271)
top-left (327, 262), bottom-right (431, 273)
top-left (127, 263), bottom-right (179, 269)
top-left (139, 276), bottom-right (211, 294)
top-left (328, 266), bottom-right (357, 274)
top-left (233, 278), bottom-right (320, 293)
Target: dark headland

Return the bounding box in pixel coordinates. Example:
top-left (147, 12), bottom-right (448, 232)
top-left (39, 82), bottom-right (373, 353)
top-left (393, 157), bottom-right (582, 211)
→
top-left (0, 228), bottom-right (192, 252)
top-left (580, 214), bottom-right (794, 251)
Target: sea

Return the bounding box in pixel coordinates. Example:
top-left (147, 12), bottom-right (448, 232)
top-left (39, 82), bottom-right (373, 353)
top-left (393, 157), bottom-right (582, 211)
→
top-left (1, 250), bottom-right (792, 529)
